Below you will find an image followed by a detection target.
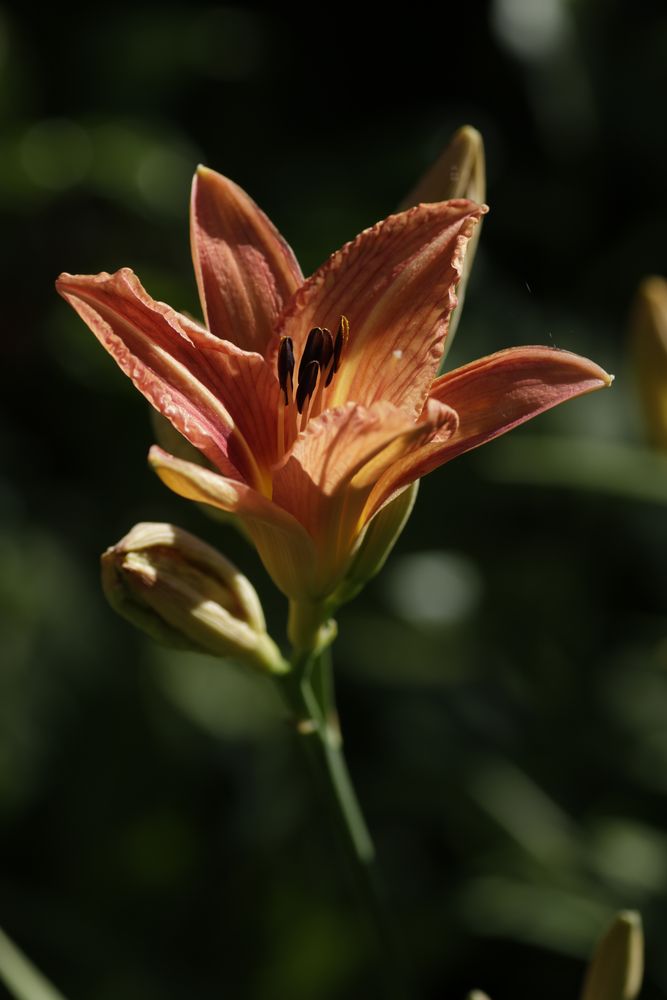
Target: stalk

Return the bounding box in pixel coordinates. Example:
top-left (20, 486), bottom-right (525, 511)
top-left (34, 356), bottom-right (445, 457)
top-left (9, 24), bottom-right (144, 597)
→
top-left (278, 651), bottom-right (410, 1000)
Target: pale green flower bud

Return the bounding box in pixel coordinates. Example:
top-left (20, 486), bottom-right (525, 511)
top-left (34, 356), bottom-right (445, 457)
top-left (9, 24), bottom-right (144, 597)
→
top-left (101, 522), bottom-right (287, 674)
top-left (581, 911), bottom-right (643, 1000)
top-left (632, 275), bottom-right (667, 450)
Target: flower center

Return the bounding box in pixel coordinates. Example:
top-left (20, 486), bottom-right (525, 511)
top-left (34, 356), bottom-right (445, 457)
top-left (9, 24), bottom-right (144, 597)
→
top-left (276, 316), bottom-right (349, 456)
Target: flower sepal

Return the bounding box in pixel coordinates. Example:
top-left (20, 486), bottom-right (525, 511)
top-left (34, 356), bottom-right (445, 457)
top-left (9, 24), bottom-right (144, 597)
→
top-left (101, 522), bottom-right (287, 674)
top-left (287, 600), bottom-right (338, 659)
top-left (328, 482), bottom-right (419, 609)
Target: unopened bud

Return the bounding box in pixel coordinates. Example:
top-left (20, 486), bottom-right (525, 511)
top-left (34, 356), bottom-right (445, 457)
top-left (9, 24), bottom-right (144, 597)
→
top-left (581, 911), bottom-right (643, 1000)
top-left (399, 125), bottom-right (486, 362)
top-left (399, 124), bottom-right (486, 208)
top-left (632, 275), bottom-right (667, 450)
top-left (101, 523), bottom-right (287, 674)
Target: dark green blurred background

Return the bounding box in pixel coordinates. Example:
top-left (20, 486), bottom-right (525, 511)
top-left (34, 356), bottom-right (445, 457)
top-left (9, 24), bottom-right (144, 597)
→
top-left (2, 2), bottom-right (667, 998)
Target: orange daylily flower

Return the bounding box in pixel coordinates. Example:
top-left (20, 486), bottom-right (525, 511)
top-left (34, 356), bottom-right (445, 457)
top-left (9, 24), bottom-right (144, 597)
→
top-left (57, 167), bottom-right (611, 605)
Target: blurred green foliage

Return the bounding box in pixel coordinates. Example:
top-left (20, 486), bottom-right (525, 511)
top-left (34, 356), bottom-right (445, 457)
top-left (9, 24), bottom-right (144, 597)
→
top-left (1, 1), bottom-right (667, 998)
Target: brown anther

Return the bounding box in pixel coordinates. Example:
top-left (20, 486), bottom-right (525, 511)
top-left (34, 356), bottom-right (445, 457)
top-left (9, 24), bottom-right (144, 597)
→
top-left (299, 328), bottom-right (325, 382)
top-left (277, 336), bottom-right (295, 404)
top-left (296, 360), bottom-right (319, 413)
top-left (328, 315), bottom-right (349, 386)
top-left (319, 328), bottom-right (335, 369)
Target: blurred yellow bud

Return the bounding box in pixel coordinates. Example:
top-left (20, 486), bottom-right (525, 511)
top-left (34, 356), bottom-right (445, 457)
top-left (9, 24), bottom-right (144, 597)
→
top-left (581, 911), bottom-right (644, 1000)
top-left (101, 522), bottom-right (287, 674)
top-left (399, 124), bottom-right (486, 358)
top-left (466, 992), bottom-right (492, 1000)
top-left (632, 276), bottom-right (667, 449)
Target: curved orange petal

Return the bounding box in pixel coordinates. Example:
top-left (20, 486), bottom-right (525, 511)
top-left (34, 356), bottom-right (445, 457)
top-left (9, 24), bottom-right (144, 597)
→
top-left (274, 200), bottom-right (486, 418)
top-left (272, 400), bottom-right (457, 583)
top-left (181, 319), bottom-right (281, 482)
top-left (57, 268), bottom-right (278, 492)
top-left (149, 446), bottom-right (319, 600)
top-left (362, 346), bottom-right (613, 523)
top-left (191, 166), bottom-right (303, 354)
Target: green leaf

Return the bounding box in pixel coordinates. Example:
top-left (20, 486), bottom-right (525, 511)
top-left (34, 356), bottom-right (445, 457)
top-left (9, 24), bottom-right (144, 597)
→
top-left (482, 436), bottom-right (667, 505)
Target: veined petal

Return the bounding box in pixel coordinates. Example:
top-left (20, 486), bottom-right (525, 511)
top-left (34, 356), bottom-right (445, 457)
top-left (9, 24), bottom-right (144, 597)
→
top-left (181, 319), bottom-right (281, 480)
top-left (272, 401), bottom-right (457, 583)
top-left (274, 201), bottom-right (487, 418)
top-left (191, 166), bottom-right (303, 354)
top-left (362, 346), bottom-right (613, 523)
top-left (57, 268), bottom-right (278, 491)
top-left (397, 126), bottom-right (487, 360)
top-left (149, 447), bottom-right (319, 601)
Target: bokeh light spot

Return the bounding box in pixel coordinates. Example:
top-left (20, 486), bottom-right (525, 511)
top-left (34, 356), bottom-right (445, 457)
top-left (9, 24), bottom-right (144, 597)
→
top-left (20, 118), bottom-right (91, 191)
top-left (135, 145), bottom-right (194, 216)
top-left (492, 0), bottom-right (567, 59)
top-left (383, 550), bottom-right (482, 627)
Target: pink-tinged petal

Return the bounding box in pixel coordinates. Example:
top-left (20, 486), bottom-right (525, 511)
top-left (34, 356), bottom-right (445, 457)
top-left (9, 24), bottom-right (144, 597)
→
top-left (182, 319), bottom-right (281, 480)
top-left (191, 166), bottom-right (304, 353)
top-left (57, 268), bottom-right (279, 492)
top-left (272, 401), bottom-right (457, 578)
top-left (149, 446), bottom-right (319, 601)
top-left (362, 346), bottom-right (613, 523)
top-left (274, 200), bottom-right (487, 417)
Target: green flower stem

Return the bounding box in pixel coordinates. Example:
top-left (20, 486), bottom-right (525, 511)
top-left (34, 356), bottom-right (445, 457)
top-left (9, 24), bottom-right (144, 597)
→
top-left (309, 646), bottom-right (341, 745)
top-left (278, 654), bottom-right (409, 1000)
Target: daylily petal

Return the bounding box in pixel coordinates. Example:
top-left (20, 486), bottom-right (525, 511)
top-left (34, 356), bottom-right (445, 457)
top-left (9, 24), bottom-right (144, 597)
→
top-left (180, 319), bottom-right (281, 483)
top-left (274, 200), bottom-right (487, 418)
top-left (149, 446), bottom-right (319, 601)
top-left (362, 346), bottom-right (613, 523)
top-left (56, 268), bottom-right (278, 492)
top-left (191, 166), bottom-right (303, 354)
top-left (398, 126), bottom-right (486, 360)
top-left (272, 400), bottom-right (458, 582)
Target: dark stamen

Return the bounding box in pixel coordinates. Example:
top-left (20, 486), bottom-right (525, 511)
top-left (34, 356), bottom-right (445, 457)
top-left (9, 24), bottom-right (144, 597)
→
top-left (296, 360), bottom-right (319, 413)
top-left (298, 327), bottom-right (325, 382)
top-left (277, 336), bottom-right (295, 404)
top-left (319, 328), bottom-right (334, 370)
top-left (328, 315), bottom-right (350, 386)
